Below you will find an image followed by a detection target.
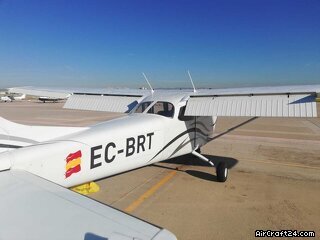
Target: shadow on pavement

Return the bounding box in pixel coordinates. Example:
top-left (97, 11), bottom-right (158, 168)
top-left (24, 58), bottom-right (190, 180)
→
top-left (185, 170), bottom-right (218, 182)
top-left (153, 154), bottom-right (238, 182)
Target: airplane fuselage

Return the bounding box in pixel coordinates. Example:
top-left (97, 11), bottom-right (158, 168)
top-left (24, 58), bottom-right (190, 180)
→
top-left (0, 96), bottom-right (12, 102)
top-left (4, 113), bottom-right (215, 187)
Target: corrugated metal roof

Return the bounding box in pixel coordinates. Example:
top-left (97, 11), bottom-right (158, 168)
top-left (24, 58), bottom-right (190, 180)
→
top-left (63, 95), bottom-right (139, 113)
top-left (185, 94), bottom-right (317, 117)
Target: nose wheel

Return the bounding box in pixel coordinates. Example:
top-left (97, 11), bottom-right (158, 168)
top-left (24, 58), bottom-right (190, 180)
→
top-left (216, 162), bottom-right (228, 182)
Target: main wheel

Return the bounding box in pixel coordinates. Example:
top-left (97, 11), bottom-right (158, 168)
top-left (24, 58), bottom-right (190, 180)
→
top-left (216, 162), bottom-right (228, 182)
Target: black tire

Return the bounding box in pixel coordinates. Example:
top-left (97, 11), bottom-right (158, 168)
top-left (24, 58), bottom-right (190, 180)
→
top-left (216, 162), bottom-right (228, 182)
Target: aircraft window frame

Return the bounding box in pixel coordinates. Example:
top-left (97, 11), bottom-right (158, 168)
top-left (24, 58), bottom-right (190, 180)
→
top-left (132, 101), bottom-right (153, 113)
top-left (178, 106), bottom-right (194, 121)
top-left (147, 101), bottom-right (175, 118)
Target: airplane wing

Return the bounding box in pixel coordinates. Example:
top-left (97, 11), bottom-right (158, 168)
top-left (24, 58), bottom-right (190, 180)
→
top-left (185, 84), bottom-right (320, 117)
top-left (52, 83), bottom-right (320, 118)
top-left (8, 86), bottom-right (151, 113)
top-left (8, 84), bottom-right (320, 117)
top-left (0, 169), bottom-right (176, 240)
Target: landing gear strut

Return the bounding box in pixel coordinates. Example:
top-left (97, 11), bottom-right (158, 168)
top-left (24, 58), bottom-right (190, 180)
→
top-left (191, 149), bottom-right (228, 182)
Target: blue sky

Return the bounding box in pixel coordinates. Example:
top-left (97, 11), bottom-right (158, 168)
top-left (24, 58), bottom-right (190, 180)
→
top-left (0, 0), bottom-right (319, 88)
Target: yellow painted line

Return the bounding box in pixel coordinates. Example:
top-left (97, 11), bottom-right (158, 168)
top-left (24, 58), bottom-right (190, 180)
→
top-left (242, 159), bottom-right (320, 170)
top-left (125, 170), bottom-right (177, 213)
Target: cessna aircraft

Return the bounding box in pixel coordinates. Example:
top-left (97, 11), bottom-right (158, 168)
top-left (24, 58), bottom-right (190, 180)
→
top-left (39, 96), bottom-right (65, 103)
top-left (13, 93), bottom-right (26, 100)
top-left (1, 82), bottom-right (320, 239)
top-left (0, 94), bottom-right (26, 102)
top-left (0, 95), bottom-right (12, 102)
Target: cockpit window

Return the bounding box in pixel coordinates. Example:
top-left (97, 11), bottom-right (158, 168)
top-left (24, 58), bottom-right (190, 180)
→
top-left (134, 101), bottom-right (152, 113)
top-left (147, 101), bottom-right (175, 118)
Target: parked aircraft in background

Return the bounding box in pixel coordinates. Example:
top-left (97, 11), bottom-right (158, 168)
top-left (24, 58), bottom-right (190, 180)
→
top-left (13, 94), bottom-right (26, 100)
top-left (39, 96), bottom-right (64, 103)
top-left (1, 94), bottom-right (26, 102)
top-left (8, 88), bottom-right (69, 103)
top-left (0, 83), bottom-right (319, 239)
top-left (0, 96), bottom-right (12, 102)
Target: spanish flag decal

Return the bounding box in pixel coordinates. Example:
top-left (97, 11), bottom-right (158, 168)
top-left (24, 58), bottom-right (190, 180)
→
top-left (65, 150), bottom-right (82, 178)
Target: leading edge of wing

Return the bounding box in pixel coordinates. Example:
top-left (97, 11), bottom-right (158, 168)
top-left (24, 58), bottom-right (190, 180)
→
top-left (190, 84), bottom-right (320, 97)
top-left (0, 170), bottom-right (176, 240)
top-left (9, 84), bottom-right (320, 98)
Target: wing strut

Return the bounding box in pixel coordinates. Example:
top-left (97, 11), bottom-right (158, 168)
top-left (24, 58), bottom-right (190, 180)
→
top-left (191, 147), bottom-right (228, 182)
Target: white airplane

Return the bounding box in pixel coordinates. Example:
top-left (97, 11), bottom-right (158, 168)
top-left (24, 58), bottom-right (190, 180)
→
top-left (39, 96), bottom-right (65, 103)
top-left (9, 87), bottom-right (69, 103)
top-left (13, 93), bottom-right (26, 100)
top-left (1, 83), bottom-right (320, 239)
top-left (0, 96), bottom-right (12, 102)
top-left (0, 94), bottom-right (26, 102)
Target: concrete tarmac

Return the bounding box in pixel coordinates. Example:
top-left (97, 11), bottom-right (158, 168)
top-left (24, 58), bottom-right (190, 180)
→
top-left (0, 101), bottom-right (319, 239)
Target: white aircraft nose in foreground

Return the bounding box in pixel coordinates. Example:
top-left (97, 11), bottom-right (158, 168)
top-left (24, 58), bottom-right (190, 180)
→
top-left (1, 83), bottom-right (319, 239)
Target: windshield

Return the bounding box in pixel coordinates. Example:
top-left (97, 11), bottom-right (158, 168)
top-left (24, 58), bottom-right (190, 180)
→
top-left (133, 101), bottom-right (152, 113)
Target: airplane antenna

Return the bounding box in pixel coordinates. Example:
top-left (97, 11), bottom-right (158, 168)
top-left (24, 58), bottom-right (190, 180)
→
top-left (187, 70), bottom-right (197, 93)
top-left (142, 72), bottom-right (154, 94)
